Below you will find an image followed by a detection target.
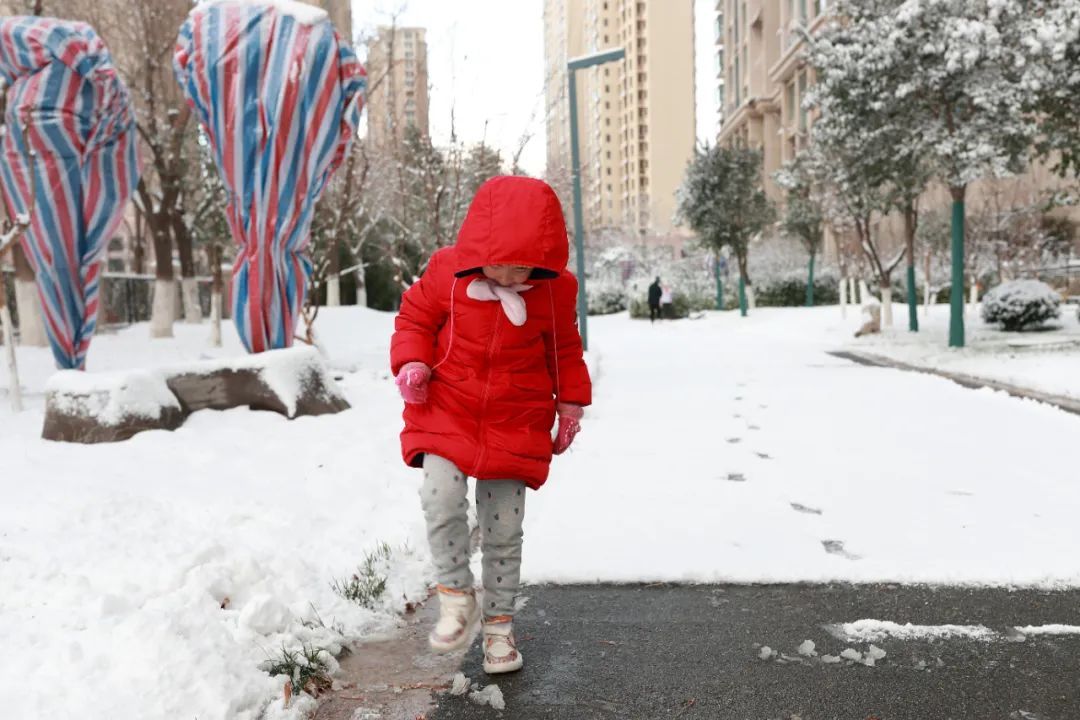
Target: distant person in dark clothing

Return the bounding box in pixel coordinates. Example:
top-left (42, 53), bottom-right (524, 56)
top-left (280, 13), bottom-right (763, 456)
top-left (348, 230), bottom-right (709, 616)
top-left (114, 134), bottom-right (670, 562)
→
top-left (648, 277), bottom-right (662, 323)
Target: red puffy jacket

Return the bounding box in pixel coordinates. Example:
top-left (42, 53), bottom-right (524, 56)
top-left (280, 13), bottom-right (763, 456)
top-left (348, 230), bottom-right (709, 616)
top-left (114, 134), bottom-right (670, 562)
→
top-left (390, 176), bottom-right (592, 489)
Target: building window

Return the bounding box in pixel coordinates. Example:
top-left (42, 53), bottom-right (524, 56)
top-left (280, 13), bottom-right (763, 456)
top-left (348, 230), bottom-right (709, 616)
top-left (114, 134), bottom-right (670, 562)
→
top-left (786, 80), bottom-right (796, 126)
top-left (798, 71), bottom-right (808, 131)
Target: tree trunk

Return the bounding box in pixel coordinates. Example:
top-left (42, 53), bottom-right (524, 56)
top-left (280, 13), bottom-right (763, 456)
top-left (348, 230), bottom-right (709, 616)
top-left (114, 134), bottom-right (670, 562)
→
top-left (880, 278), bottom-right (893, 328)
top-left (355, 266), bottom-right (367, 308)
top-left (924, 250), bottom-right (932, 316)
top-left (714, 254), bottom-right (724, 311)
top-left (805, 252), bottom-right (816, 307)
top-left (839, 276), bottom-right (848, 318)
top-left (850, 276), bottom-right (859, 305)
top-left (859, 279), bottom-right (872, 307)
top-left (0, 270), bottom-right (22, 412)
top-left (903, 206), bottom-right (919, 332)
top-left (174, 215), bottom-right (203, 324)
top-left (327, 232), bottom-right (341, 307)
top-left (949, 184), bottom-right (967, 348)
top-left (12, 244), bottom-right (46, 346)
top-left (209, 243), bottom-right (223, 347)
top-left (736, 251), bottom-right (750, 317)
top-left (969, 276), bottom-right (979, 314)
top-left (149, 212), bottom-right (175, 338)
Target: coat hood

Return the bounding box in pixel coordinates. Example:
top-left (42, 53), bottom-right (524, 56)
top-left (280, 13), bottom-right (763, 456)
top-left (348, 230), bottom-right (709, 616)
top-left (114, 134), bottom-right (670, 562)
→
top-left (452, 176), bottom-right (569, 279)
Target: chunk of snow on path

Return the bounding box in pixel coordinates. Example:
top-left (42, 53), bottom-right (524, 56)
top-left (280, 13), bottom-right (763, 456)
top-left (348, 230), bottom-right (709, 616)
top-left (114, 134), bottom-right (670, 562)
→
top-left (828, 619), bottom-right (998, 642)
top-left (469, 683), bottom-right (505, 710)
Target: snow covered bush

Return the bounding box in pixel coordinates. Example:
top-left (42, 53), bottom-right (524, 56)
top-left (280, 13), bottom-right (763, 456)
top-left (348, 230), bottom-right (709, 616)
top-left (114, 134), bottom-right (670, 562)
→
top-left (981, 280), bottom-right (1061, 331)
top-left (587, 283), bottom-right (628, 316)
top-left (756, 270), bottom-right (840, 307)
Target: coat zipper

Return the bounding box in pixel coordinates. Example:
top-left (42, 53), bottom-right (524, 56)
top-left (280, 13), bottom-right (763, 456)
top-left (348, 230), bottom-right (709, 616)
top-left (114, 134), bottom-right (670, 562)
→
top-left (472, 305), bottom-right (503, 477)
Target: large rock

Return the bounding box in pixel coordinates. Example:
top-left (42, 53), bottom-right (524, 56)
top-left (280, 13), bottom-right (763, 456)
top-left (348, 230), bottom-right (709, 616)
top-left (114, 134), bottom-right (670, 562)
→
top-left (164, 346), bottom-right (349, 418)
top-left (42, 370), bottom-right (185, 443)
top-left (43, 346), bottom-right (349, 443)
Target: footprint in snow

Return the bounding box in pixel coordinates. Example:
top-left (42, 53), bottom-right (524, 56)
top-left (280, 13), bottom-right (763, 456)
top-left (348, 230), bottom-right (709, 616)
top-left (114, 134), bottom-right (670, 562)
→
top-left (947, 490), bottom-right (974, 497)
top-left (748, 424), bottom-right (761, 431)
top-left (726, 472), bottom-right (747, 482)
top-left (791, 502), bottom-right (823, 515)
top-left (822, 539), bottom-right (861, 560)
top-left (756, 451), bottom-right (773, 460)
top-left (726, 437), bottom-right (742, 444)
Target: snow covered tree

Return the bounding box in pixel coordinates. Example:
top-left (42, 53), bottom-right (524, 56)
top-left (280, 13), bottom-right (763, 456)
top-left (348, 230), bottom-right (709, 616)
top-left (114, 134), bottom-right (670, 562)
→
top-left (774, 154), bottom-right (826, 307)
top-left (1025, 1), bottom-right (1080, 179)
top-left (676, 144), bottom-right (775, 316)
top-left (880, 0), bottom-right (1038, 345)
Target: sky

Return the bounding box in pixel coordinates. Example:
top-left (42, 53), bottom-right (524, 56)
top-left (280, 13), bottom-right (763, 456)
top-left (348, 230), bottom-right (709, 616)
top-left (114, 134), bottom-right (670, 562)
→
top-left (350, 0), bottom-right (721, 177)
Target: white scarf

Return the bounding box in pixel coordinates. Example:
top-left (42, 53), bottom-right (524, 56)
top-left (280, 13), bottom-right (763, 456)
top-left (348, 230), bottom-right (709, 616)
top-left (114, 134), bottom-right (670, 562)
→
top-left (466, 277), bottom-right (533, 326)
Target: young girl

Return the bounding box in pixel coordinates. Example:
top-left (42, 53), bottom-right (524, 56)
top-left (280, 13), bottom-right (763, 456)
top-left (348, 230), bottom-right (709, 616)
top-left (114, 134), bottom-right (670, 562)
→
top-left (390, 176), bottom-right (592, 674)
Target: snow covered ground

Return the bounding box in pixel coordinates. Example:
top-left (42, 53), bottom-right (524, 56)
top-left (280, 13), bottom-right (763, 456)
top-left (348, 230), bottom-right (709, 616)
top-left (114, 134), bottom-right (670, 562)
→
top-left (2, 304), bottom-right (1080, 719)
top-left (845, 301), bottom-right (1080, 400)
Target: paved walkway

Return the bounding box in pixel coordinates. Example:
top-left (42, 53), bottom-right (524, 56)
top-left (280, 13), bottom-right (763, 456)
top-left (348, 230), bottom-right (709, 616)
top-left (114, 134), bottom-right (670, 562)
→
top-left (431, 584), bottom-right (1080, 719)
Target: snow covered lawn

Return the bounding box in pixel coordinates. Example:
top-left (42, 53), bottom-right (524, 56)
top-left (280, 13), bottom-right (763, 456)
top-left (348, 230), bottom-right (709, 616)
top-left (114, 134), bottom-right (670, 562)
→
top-left (844, 301), bottom-right (1080, 401)
top-left (3, 305), bottom-right (1080, 719)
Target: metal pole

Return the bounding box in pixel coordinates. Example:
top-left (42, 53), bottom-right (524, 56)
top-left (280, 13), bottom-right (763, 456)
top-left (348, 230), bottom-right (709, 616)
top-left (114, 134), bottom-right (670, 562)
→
top-left (568, 69), bottom-right (588, 350)
top-left (949, 192), bottom-right (965, 348)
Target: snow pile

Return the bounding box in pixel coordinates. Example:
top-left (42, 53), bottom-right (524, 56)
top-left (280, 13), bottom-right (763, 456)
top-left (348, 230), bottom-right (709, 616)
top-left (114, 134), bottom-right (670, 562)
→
top-left (45, 368), bottom-right (180, 425)
top-left (829, 620), bottom-right (998, 642)
top-left (981, 280), bottom-right (1061, 331)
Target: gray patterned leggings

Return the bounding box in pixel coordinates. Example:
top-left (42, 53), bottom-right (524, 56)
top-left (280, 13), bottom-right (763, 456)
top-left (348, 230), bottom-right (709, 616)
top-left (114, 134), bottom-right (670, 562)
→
top-left (420, 454), bottom-right (527, 618)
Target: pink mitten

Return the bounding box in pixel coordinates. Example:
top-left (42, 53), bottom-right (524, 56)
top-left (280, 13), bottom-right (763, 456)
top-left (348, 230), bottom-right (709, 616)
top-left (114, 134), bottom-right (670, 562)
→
top-left (552, 403), bottom-right (584, 455)
top-left (395, 362), bottom-right (431, 404)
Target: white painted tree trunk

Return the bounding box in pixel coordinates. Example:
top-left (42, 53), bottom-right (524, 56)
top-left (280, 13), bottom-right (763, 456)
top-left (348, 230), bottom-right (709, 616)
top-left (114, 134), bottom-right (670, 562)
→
top-left (969, 280), bottom-right (978, 314)
top-left (326, 275), bottom-right (341, 307)
top-left (151, 279), bottom-right (176, 338)
top-left (839, 278), bottom-right (848, 318)
top-left (14, 279), bottom-right (47, 346)
top-left (1, 304), bottom-right (22, 412)
top-left (746, 284), bottom-right (756, 310)
top-left (209, 290), bottom-right (223, 347)
top-left (859, 280), bottom-right (872, 307)
top-left (881, 285), bottom-right (894, 327)
top-left (181, 277), bottom-right (203, 324)
top-left (849, 277), bottom-right (859, 304)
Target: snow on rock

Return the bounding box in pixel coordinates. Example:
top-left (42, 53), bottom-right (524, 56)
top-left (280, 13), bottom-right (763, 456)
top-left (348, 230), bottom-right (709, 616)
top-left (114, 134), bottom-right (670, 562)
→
top-left (42, 369), bottom-right (185, 442)
top-left (797, 639), bottom-right (817, 657)
top-left (821, 654), bottom-right (842, 664)
top-left (470, 683), bottom-right (506, 710)
top-left (758, 646), bottom-right (776, 660)
top-left (164, 345), bottom-right (348, 419)
top-left (45, 369), bottom-right (181, 426)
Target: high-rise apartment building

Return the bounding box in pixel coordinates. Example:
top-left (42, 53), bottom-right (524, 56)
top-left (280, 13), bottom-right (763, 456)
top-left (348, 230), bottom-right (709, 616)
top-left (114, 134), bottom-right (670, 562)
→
top-left (716, 0), bottom-right (828, 201)
top-left (545, 0), bottom-right (696, 241)
top-left (365, 26), bottom-right (430, 148)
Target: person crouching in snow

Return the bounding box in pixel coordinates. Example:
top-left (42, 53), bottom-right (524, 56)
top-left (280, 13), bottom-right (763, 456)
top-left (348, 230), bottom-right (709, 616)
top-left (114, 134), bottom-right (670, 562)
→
top-left (390, 176), bottom-right (592, 674)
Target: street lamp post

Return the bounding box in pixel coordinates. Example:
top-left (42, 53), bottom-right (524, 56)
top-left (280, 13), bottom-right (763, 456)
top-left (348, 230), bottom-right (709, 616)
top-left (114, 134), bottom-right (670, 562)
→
top-left (567, 48), bottom-right (624, 351)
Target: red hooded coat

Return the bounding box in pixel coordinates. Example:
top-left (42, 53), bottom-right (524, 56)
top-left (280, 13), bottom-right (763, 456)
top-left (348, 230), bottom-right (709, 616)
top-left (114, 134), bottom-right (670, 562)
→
top-left (390, 176), bottom-right (592, 489)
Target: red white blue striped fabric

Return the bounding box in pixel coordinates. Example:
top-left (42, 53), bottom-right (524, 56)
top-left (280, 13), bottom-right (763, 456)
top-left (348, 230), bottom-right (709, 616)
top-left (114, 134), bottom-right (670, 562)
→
top-left (174, 1), bottom-right (366, 353)
top-left (0, 18), bottom-right (139, 370)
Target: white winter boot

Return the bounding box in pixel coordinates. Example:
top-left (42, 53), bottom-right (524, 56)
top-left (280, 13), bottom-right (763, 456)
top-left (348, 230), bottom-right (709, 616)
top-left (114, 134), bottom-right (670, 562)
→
top-left (482, 618), bottom-right (524, 674)
top-left (428, 586), bottom-right (479, 653)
